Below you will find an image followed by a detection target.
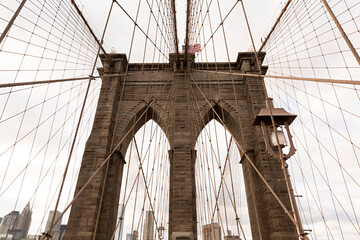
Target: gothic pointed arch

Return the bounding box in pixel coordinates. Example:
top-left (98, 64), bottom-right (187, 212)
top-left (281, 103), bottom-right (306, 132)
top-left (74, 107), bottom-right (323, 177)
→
top-left (114, 101), bottom-right (171, 158)
top-left (194, 101), bottom-right (248, 153)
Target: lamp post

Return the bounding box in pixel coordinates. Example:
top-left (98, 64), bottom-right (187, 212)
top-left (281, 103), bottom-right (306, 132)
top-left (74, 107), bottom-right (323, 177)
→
top-left (253, 98), bottom-right (308, 239)
top-left (158, 225), bottom-right (165, 240)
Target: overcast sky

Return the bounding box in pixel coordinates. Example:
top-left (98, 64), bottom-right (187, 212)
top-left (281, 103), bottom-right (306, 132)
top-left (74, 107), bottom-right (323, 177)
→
top-left (0, 0), bottom-right (359, 239)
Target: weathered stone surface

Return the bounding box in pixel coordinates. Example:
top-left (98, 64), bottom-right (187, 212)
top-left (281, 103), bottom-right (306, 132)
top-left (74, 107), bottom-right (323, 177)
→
top-left (64, 53), bottom-right (297, 240)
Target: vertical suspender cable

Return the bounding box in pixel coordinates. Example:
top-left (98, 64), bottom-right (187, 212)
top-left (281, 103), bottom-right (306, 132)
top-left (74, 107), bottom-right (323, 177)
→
top-left (171, 0), bottom-right (179, 63)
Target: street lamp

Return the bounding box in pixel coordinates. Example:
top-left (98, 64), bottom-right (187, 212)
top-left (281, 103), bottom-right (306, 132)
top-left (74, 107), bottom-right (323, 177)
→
top-left (253, 98), bottom-right (297, 160)
top-left (253, 98), bottom-right (309, 239)
top-left (158, 225), bottom-right (165, 240)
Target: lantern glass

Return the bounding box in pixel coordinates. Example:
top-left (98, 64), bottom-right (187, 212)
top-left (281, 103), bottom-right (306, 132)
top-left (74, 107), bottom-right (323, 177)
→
top-left (270, 129), bottom-right (286, 148)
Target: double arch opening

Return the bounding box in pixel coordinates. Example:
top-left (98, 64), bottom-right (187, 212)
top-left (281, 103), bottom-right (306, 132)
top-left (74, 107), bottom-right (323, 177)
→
top-left (114, 103), bottom-right (251, 240)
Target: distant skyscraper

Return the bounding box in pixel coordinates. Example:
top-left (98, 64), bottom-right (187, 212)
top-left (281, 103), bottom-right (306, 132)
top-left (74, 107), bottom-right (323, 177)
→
top-left (10, 202), bottom-right (32, 240)
top-left (115, 204), bottom-right (125, 240)
top-left (142, 211), bottom-right (154, 240)
top-left (127, 230), bottom-right (138, 240)
top-left (133, 230), bottom-right (138, 240)
top-left (202, 223), bottom-right (221, 240)
top-left (0, 211), bottom-right (19, 235)
top-left (25, 235), bottom-right (41, 240)
top-left (58, 225), bottom-right (66, 240)
top-left (45, 211), bottom-right (62, 232)
top-left (202, 224), bottom-right (211, 240)
top-left (224, 230), bottom-right (240, 240)
top-left (44, 211), bottom-right (62, 240)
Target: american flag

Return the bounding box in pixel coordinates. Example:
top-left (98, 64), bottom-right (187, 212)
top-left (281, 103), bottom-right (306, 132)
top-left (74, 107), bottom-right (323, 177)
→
top-left (182, 43), bottom-right (201, 53)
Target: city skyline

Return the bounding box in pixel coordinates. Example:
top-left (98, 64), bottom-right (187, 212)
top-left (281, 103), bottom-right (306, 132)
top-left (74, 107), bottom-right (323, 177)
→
top-left (0, 203), bottom-right (31, 240)
top-left (0, 208), bottom-right (66, 240)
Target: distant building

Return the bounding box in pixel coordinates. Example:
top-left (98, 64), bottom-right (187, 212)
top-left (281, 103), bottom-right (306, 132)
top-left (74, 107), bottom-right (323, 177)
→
top-left (0, 218), bottom-right (2, 225)
top-left (24, 235), bottom-right (41, 240)
top-left (44, 211), bottom-right (62, 240)
top-left (58, 225), bottom-right (66, 240)
top-left (126, 230), bottom-right (138, 240)
top-left (132, 230), bottom-right (138, 240)
top-left (0, 211), bottom-right (20, 235)
top-left (202, 223), bottom-right (221, 240)
top-left (142, 211), bottom-right (154, 240)
top-left (45, 211), bottom-right (62, 232)
top-left (115, 204), bottom-right (125, 240)
top-left (224, 230), bottom-right (240, 240)
top-left (10, 203), bottom-right (32, 240)
top-left (0, 233), bottom-right (13, 240)
top-left (202, 224), bottom-right (211, 240)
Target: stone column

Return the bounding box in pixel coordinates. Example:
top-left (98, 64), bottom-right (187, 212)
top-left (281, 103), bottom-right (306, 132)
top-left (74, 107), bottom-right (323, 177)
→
top-left (169, 148), bottom-right (197, 240)
top-left (64, 54), bottom-right (127, 240)
top-left (239, 53), bottom-right (297, 240)
top-left (168, 61), bottom-right (197, 240)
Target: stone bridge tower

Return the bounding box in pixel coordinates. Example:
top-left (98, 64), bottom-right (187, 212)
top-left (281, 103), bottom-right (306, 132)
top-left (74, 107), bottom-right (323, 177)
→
top-left (64, 52), bottom-right (297, 240)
